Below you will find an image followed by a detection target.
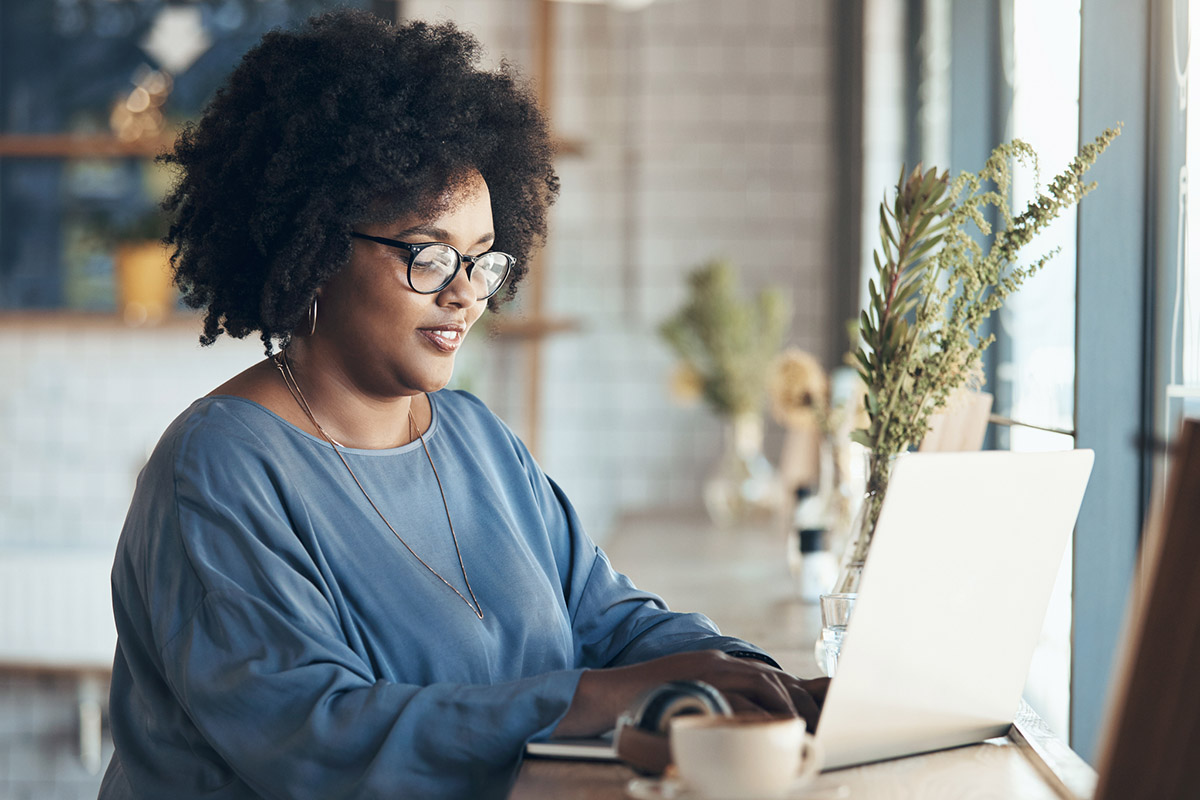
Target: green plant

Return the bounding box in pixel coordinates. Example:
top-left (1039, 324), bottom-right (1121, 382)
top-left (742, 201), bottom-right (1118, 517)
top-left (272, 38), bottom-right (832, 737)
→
top-left (838, 127), bottom-right (1121, 585)
top-left (660, 260), bottom-right (790, 418)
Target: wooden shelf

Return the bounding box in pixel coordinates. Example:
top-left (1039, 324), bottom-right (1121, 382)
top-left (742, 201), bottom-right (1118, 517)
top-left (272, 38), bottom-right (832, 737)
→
top-left (0, 309), bottom-right (202, 331)
top-left (486, 314), bottom-right (581, 340)
top-left (0, 132), bottom-right (580, 161)
top-left (0, 133), bottom-right (174, 159)
top-left (553, 136), bottom-right (585, 157)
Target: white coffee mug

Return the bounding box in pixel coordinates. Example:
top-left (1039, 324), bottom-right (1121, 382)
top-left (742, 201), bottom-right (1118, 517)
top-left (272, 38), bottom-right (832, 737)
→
top-left (669, 714), bottom-right (823, 799)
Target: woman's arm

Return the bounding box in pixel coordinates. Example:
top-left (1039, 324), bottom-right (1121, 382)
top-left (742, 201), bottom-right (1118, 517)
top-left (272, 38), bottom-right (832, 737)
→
top-left (554, 650), bottom-right (829, 737)
top-left (524, 475), bottom-right (828, 737)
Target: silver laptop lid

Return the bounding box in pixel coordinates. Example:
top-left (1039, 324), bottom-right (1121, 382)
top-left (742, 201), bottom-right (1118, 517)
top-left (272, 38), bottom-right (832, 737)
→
top-left (816, 449), bottom-right (1094, 770)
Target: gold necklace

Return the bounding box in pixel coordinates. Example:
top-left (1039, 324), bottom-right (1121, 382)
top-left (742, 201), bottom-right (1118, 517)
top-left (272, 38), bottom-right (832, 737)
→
top-left (273, 350), bottom-right (484, 620)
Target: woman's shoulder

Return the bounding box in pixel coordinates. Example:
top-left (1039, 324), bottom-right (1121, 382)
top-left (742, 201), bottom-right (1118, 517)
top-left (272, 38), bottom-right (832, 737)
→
top-left (151, 395), bottom-right (303, 481)
top-left (432, 388), bottom-right (505, 430)
top-left (172, 394), bottom-right (291, 444)
top-left (433, 389), bottom-right (538, 462)
top-left (127, 398), bottom-right (311, 567)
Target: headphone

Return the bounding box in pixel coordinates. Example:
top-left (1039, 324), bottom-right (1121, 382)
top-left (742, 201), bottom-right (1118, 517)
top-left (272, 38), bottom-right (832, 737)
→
top-left (613, 680), bottom-right (733, 775)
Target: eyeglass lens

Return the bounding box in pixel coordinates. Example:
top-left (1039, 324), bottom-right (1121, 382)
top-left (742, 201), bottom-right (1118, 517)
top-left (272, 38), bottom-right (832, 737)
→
top-left (409, 244), bottom-right (509, 299)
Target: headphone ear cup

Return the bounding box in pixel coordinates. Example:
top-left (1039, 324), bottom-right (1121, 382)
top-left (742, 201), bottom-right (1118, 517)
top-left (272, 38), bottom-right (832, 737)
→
top-left (614, 680), bottom-right (732, 775)
top-left (634, 680), bottom-right (732, 733)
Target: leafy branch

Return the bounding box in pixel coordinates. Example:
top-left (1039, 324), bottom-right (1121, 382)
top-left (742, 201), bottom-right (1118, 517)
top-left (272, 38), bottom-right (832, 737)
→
top-left (839, 127), bottom-right (1121, 580)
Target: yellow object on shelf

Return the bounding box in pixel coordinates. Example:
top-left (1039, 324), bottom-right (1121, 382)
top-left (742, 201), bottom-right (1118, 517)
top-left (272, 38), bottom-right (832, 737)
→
top-left (114, 241), bottom-right (174, 326)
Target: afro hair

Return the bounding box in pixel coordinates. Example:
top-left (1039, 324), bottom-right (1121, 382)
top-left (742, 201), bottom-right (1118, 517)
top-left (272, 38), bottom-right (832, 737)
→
top-left (161, 9), bottom-right (559, 353)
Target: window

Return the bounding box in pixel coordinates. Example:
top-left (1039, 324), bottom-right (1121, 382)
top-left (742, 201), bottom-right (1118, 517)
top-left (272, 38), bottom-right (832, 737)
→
top-left (1004, 0), bottom-right (1082, 740)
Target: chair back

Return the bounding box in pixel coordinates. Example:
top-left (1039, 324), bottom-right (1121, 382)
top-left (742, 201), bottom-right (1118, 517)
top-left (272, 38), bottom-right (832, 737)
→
top-left (1093, 418), bottom-right (1200, 800)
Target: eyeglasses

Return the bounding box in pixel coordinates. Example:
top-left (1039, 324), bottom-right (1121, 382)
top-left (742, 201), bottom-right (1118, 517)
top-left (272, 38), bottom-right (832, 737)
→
top-left (350, 232), bottom-right (513, 301)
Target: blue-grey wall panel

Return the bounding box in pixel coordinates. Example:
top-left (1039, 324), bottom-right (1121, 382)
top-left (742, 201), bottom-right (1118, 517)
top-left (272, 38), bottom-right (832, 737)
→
top-left (948, 0), bottom-right (1012, 450)
top-left (1074, 0), bottom-right (1152, 765)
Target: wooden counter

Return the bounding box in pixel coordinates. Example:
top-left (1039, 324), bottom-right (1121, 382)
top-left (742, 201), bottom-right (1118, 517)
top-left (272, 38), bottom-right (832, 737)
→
top-left (510, 510), bottom-right (1096, 799)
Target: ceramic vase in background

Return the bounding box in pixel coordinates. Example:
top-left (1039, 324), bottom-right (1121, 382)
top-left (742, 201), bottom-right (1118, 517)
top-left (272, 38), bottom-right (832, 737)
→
top-left (703, 412), bottom-right (778, 528)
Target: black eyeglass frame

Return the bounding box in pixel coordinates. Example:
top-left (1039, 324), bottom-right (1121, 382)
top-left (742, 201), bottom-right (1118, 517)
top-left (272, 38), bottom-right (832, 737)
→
top-left (350, 231), bottom-right (514, 300)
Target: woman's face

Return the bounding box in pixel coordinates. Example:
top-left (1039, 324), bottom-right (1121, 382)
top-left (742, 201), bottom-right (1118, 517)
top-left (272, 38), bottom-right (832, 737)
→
top-left (313, 171), bottom-right (493, 399)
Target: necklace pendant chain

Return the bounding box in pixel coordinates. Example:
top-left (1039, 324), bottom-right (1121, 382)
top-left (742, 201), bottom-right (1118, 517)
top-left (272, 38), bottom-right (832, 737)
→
top-left (273, 350), bottom-right (484, 620)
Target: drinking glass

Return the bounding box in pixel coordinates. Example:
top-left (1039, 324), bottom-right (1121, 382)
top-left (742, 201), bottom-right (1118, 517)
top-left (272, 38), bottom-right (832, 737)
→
top-left (818, 593), bottom-right (857, 677)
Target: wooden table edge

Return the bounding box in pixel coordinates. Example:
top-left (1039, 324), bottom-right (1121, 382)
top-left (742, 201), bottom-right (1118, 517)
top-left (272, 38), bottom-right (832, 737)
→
top-left (1010, 701), bottom-right (1098, 800)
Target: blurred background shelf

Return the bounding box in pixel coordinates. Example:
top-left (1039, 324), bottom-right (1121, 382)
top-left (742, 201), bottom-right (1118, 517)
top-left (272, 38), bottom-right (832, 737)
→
top-left (0, 309), bottom-right (201, 330)
top-left (0, 134), bottom-right (175, 159)
top-left (486, 314), bottom-right (581, 340)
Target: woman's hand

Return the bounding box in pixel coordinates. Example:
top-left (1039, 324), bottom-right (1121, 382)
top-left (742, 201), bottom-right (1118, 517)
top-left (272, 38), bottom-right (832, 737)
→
top-left (553, 650), bottom-right (830, 738)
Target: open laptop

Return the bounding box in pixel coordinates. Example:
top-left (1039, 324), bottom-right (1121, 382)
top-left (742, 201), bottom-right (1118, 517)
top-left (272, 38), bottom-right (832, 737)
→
top-left (527, 449), bottom-right (1094, 767)
top-left (815, 449), bottom-right (1093, 769)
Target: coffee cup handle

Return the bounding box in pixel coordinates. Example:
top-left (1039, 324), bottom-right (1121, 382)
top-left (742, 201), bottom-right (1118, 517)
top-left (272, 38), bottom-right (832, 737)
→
top-left (797, 732), bottom-right (824, 783)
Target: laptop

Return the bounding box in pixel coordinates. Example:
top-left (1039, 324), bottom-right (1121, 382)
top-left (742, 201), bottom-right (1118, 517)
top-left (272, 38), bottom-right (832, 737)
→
top-left (526, 449), bottom-right (1094, 768)
top-left (815, 449), bottom-right (1093, 769)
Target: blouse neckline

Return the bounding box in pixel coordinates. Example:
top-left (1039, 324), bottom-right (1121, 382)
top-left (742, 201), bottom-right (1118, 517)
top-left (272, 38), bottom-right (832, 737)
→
top-left (202, 393), bottom-right (442, 456)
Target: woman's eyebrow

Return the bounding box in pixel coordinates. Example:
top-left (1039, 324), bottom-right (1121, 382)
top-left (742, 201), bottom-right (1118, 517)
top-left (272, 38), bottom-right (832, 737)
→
top-left (393, 224), bottom-right (495, 248)
top-left (392, 224), bottom-right (451, 240)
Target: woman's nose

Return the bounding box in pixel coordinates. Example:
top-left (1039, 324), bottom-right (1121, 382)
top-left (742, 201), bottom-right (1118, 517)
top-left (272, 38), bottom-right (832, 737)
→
top-left (437, 261), bottom-right (480, 309)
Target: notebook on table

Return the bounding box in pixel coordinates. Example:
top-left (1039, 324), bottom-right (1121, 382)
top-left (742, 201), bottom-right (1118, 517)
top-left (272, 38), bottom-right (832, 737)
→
top-left (525, 734), bottom-right (615, 761)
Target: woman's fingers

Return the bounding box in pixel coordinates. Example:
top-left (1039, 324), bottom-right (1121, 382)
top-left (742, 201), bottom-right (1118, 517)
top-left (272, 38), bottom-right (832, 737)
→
top-left (724, 694), bottom-right (774, 717)
top-left (788, 685), bottom-right (822, 731)
top-left (732, 666), bottom-right (801, 717)
top-left (798, 676), bottom-right (831, 708)
top-left (718, 676), bottom-right (821, 730)
top-left (707, 655), bottom-right (828, 729)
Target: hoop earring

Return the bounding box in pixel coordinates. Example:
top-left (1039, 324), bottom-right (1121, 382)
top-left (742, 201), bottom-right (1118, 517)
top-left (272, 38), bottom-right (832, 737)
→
top-left (307, 297), bottom-right (318, 336)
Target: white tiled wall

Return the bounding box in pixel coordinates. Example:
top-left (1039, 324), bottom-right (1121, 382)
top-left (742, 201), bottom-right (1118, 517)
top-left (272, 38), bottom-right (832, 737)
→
top-left (0, 1), bottom-right (839, 793)
top-left (0, 325), bottom-right (261, 551)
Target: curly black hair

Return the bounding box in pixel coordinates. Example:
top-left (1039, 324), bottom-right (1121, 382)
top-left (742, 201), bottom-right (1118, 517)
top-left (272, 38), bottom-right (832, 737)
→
top-left (161, 10), bottom-right (559, 353)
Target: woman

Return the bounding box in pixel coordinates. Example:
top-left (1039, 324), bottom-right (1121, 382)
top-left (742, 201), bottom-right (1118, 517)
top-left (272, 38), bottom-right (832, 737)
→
top-left (101, 11), bottom-right (826, 799)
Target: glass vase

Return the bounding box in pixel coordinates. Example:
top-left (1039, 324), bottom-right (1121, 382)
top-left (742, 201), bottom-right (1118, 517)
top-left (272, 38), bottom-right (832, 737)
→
top-left (831, 449), bottom-right (897, 593)
top-left (703, 412), bottom-right (778, 527)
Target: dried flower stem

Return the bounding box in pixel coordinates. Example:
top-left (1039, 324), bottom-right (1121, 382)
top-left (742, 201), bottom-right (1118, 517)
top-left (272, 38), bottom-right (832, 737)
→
top-left (846, 127), bottom-right (1121, 564)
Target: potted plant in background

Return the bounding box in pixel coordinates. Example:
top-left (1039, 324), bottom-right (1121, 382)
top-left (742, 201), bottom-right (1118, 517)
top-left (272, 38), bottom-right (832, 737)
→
top-left (660, 260), bottom-right (790, 527)
top-left (837, 126), bottom-right (1122, 593)
top-left (77, 158), bottom-right (176, 325)
top-left (110, 205), bottom-right (173, 326)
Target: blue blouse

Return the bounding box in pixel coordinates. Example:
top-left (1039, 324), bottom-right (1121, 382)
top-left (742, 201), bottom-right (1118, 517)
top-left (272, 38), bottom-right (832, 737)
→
top-left (100, 391), bottom-right (769, 799)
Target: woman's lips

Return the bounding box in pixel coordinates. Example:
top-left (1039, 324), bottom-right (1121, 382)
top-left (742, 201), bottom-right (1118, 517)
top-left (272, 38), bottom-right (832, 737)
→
top-left (418, 326), bottom-right (464, 352)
